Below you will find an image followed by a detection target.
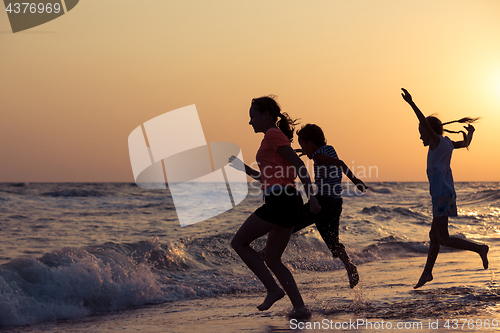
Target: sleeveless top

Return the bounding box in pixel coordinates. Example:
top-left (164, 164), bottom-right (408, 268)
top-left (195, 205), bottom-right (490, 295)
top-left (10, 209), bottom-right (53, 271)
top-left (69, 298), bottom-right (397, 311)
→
top-left (312, 145), bottom-right (342, 198)
top-left (427, 136), bottom-right (455, 199)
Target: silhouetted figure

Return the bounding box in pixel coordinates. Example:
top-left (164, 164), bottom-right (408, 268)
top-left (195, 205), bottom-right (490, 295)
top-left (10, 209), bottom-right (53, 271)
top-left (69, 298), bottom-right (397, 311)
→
top-left (229, 96), bottom-right (320, 318)
top-left (401, 88), bottom-right (488, 289)
top-left (293, 124), bottom-right (366, 288)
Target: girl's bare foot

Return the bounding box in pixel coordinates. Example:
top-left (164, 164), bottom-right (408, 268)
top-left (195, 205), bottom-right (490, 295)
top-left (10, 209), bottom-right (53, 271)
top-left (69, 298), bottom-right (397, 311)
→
top-left (347, 264), bottom-right (359, 288)
top-left (414, 272), bottom-right (433, 289)
top-left (257, 289), bottom-right (285, 311)
top-left (479, 245), bottom-right (489, 269)
top-left (288, 306), bottom-right (311, 319)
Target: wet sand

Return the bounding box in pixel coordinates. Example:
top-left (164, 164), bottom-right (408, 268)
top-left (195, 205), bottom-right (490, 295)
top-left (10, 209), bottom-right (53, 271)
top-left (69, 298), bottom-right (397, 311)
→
top-left (4, 249), bottom-right (498, 333)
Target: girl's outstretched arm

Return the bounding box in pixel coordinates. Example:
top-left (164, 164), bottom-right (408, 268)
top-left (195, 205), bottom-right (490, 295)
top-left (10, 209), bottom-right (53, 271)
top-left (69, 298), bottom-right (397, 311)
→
top-left (229, 155), bottom-right (261, 182)
top-left (401, 88), bottom-right (440, 146)
top-left (453, 124), bottom-right (475, 149)
top-left (314, 154), bottom-right (367, 192)
top-left (276, 145), bottom-right (321, 214)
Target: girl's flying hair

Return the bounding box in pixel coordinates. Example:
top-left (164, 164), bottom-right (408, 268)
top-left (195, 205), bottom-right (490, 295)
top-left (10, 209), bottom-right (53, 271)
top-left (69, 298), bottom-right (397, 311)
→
top-left (442, 117), bottom-right (480, 126)
top-left (251, 95), bottom-right (299, 142)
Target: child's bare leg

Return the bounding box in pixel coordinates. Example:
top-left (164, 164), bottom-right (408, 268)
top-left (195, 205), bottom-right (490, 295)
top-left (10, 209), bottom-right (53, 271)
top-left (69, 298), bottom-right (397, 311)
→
top-left (414, 244), bottom-right (438, 289)
top-left (414, 222), bottom-right (440, 289)
top-left (438, 235), bottom-right (489, 269)
top-left (479, 245), bottom-right (489, 269)
top-left (441, 238), bottom-right (489, 268)
top-left (334, 246), bottom-right (359, 288)
top-left (317, 218), bottom-right (359, 288)
top-left (414, 272), bottom-right (434, 289)
top-left (257, 289), bottom-right (286, 311)
top-left (313, 201), bottom-right (358, 289)
top-left (231, 214), bottom-right (285, 309)
top-left (264, 227), bottom-right (308, 312)
top-left (433, 215), bottom-right (489, 269)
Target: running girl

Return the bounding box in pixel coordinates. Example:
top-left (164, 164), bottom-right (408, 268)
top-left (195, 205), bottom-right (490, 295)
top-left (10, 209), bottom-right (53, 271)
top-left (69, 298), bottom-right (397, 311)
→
top-left (229, 96), bottom-right (320, 317)
top-left (401, 88), bottom-right (489, 289)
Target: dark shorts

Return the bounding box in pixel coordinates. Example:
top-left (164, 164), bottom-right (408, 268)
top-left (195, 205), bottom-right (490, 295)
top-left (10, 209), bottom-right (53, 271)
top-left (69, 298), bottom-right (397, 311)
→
top-left (431, 193), bottom-right (458, 217)
top-left (254, 187), bottom-right (304, 229)
top-left (295, 195), bottom-right (344, 257)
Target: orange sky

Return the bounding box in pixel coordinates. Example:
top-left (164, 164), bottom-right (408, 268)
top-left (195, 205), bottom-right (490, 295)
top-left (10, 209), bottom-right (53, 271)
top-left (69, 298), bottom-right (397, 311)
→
top-left (1, 0), bottom-right (499, 182)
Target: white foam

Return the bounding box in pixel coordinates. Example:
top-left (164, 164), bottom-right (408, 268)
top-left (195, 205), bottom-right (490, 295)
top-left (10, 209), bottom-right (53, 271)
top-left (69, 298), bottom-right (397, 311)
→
top-left (0, 246), bottom-right (164, 328)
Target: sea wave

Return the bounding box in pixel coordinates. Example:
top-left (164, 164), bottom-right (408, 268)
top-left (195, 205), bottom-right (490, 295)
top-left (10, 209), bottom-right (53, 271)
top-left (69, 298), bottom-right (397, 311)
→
top-left (462, 189), bottom-right (500, 205)
top-left (42, 189), bottom-right (104, 197)
top-left (361, 241), bottom-right (429, 257)
top-left (0, 240), bottom-right (164, 328)
top-left (361, 205), bottom-right (427, 219)
top-left (0, 229), bottom-right (481, 328)
top-left (9, 182), bottom-right (29, 187)
top-left (368, 187), bottom-right (394, 194)
top-left (0, 238), bottom-right (266, 328)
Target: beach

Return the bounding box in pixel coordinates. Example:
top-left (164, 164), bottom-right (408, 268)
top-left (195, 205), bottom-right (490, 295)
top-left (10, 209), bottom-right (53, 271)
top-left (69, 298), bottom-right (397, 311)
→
top-left (1, 182), bottom-right (499, 332)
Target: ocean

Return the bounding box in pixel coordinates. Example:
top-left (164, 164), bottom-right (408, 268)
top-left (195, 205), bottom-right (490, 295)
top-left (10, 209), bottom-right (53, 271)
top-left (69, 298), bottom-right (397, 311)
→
top-left (0, 182), bottom-right (499, 332)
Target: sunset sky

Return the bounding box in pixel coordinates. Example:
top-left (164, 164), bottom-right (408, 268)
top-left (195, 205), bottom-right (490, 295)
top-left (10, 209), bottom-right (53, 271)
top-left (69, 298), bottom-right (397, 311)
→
top-left (1, 0), bottom-right (500, 182)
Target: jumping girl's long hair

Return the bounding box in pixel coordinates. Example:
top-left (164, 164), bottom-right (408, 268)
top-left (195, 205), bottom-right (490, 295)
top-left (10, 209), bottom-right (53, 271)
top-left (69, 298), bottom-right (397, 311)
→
top-left (427, 116), bottom-right (480, 149)
top-left (251, 95), bottom-right (299, 142)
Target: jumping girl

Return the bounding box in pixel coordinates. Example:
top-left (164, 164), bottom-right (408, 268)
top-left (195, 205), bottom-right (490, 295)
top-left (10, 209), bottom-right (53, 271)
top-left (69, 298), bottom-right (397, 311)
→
top-left (401, 88), bottom-right (489, 289)
top-left (229, 96), bottom-right (320, 317)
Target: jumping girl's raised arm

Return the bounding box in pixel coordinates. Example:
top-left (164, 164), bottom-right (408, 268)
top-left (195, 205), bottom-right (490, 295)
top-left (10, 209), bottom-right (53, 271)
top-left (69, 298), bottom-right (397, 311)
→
top-left (276, 145), bottom-right (321, 214)
top-left (314, 153), bottom-right (367, 192)
top-left (401, 88), bottom-right (440, 147)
